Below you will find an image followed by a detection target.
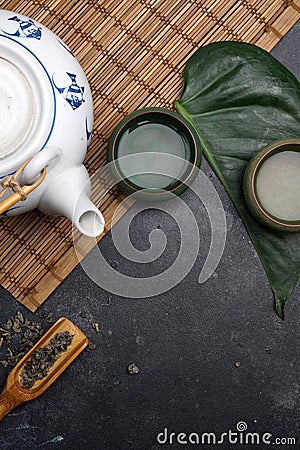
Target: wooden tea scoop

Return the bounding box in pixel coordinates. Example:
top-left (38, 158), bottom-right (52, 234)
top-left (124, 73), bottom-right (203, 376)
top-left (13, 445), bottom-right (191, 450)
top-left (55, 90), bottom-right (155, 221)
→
top-left (0, 317), bottom-right (88, 421)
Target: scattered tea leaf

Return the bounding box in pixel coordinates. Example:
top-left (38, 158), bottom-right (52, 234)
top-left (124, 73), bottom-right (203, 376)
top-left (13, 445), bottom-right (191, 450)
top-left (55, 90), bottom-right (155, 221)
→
top-left (127, 363), bottom-right (139, 375)
top-left (101, 296), bottom-right (112, 307)
top-left (17, 311), bottom-right (24, 323)
top-left (92, 323), bottom-right (100, 333)
top-left (0, 312), bottom-right (44, 369)
top-left (87, 342), bottom-right (96, 350)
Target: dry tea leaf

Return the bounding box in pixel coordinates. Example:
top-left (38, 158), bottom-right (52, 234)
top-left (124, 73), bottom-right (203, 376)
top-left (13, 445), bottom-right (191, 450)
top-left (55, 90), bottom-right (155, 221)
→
top-left (0, 312), bottom-right (43, 369)
top-left (20, 331), bottom-right (74, 389)
top-left (127, 363), bottom-right (139, 375)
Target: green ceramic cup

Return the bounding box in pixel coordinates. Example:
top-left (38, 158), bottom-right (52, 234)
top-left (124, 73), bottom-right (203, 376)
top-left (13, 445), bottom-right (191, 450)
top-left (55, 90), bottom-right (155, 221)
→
top-left (243, 140), bottom-right (300, 232)
top-left (107, 107), bottom-right (202, 200)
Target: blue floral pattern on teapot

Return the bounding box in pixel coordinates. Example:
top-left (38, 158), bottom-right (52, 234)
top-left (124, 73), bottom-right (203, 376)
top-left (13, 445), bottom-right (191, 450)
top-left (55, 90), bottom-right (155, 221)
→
top-left (52, 72), bottom-right (85, 110)
top-left (3, 16), bottom-right (42, 40)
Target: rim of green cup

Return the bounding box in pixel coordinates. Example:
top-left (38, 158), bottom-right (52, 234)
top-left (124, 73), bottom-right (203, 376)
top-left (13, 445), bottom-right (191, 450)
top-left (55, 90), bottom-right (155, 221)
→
top-left (107, 107), bottom-right (202, 200)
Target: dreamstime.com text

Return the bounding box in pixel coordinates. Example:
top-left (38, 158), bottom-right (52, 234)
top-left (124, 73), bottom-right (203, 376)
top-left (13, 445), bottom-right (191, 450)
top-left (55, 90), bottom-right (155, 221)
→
top-left (156, 422), bottom-right (297, 446)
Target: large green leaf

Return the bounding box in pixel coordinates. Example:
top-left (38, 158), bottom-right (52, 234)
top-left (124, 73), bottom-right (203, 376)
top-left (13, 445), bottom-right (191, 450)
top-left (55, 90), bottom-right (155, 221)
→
top-left (175, 41), bottom-right (300, 319)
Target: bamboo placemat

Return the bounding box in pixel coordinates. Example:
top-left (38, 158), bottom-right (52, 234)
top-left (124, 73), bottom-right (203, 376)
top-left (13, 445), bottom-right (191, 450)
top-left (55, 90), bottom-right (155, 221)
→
top-left (0, 0), bottom-right (299, 312)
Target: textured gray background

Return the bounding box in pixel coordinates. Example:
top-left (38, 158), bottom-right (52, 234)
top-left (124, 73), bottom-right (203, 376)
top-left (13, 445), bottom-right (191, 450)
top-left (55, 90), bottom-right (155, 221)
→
top-left (0, 23), bottom-right (300, 450)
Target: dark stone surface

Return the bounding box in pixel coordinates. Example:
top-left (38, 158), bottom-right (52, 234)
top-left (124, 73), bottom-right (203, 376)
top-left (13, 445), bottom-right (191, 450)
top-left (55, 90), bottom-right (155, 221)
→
top-left (1, 25), bottom-right (300, 450)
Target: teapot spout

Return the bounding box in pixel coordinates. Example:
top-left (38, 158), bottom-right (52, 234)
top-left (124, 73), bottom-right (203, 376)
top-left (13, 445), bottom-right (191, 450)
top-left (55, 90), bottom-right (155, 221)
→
top-left (39, 165), bottom-right (105, 238)
top-left (73, 196), bottom-right (105, 238)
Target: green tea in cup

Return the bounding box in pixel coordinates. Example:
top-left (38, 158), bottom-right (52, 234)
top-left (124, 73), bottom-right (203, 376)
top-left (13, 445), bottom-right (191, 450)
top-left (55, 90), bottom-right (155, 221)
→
top-left (107, 108), bottom-right (202, 199)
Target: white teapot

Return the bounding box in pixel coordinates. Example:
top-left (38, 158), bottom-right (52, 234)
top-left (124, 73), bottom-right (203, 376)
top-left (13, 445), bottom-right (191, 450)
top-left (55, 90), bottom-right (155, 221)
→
top-left (0, 10), bottom-right (105, 237)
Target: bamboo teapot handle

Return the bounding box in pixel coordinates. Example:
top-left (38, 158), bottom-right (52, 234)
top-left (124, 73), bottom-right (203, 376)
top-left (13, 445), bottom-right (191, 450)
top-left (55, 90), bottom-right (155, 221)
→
top-left (0, 159), bottom-right (46, 215)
